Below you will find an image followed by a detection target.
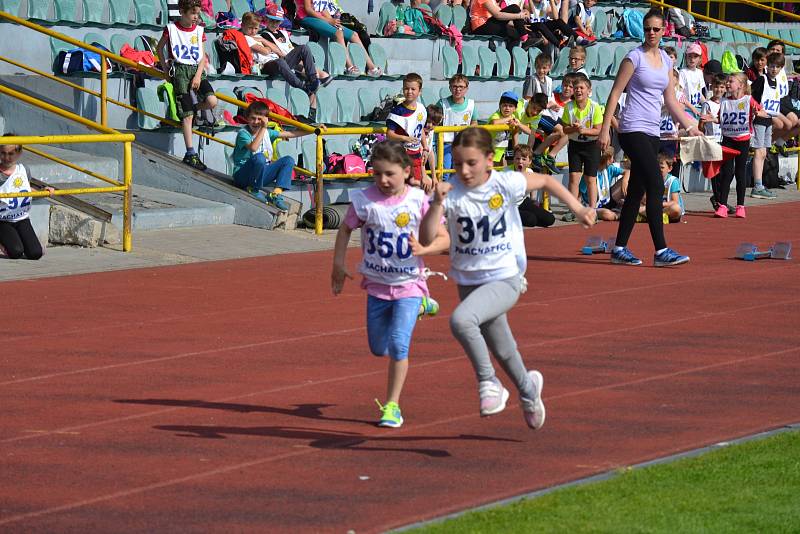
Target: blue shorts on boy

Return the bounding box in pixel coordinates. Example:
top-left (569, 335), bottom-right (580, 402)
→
top-left (344, 184), bottom-right (437, 361)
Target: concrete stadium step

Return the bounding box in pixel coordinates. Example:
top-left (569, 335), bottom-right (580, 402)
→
top-left (22, 144), bottom-right (119, 185)
top-left (46, 182), bottom-right (235, 231)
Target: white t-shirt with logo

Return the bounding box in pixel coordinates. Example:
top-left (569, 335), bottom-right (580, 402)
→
top-left (351, 186), bottom-right (427, 286)
top-left (443, 170), bottom-right (527, 284)
top-left (0, 164), bottom-right (32, 222)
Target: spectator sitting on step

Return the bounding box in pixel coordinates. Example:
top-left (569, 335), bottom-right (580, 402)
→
top-left (510, 144), bottom-right (556, 227)
top-left (469, 0), bottom-right (531, 50)
top-left (231, 101), bottom-right (313, 211)
top-left (525, 0), bottom-right (575, 50)
top-left (295, 0), bottom-right (383, 76)
top-left (243, 8), bottom-right (332, 122)
top-left (569, 0), bottom-right (597, 46)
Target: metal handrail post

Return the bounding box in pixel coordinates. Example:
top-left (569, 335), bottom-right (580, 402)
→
top-left (100, 55), bottom-right (108, 127)
top-left (437, 131), bottom-right (444, 182)
top-left (123, 141), bottom-right (133, 252)
top-left (315, 133), bottom-right (325, 235)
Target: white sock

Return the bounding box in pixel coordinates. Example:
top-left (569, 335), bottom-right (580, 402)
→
top-left (613, 246), bottom-right (624, 252)
top-left (656, 247), bottom-right (668, 255)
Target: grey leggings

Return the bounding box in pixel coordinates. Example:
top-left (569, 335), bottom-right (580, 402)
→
top-left (450, 276), bottom-right (535, 400)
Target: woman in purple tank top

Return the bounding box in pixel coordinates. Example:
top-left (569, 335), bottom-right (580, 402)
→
top-left (598, 8), bottom-right (701, 267)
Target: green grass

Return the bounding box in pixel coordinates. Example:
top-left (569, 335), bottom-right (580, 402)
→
top-left (413, 430), bottom-right (800, 533)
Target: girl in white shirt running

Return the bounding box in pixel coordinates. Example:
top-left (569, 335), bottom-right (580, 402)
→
top-left (419, 127), bottom-right (594, 429)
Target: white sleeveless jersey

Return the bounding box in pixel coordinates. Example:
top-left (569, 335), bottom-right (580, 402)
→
top-left (388, 106), bottom-right (427, 153)
top-left (264, 29), bottom-right (294, 56)
top-left (719, 96), bottom-right (751, 138)
top-left (255, 130), bottom-right (274, 160)
top-left (0, 164), bottom-right (32, 222)
top-left (444, 170), bottom-right (527, 284)
top-left (659, 89), bottom-right (684, 138)
top-left (352, 186), bottom-right (426, 286)
top-left (167, 23), bottom-right (203, 65)
top-left (663, 174), bottom-right (684, 215)
top-left (679, 68), bottom-right (705, 108)
top-left (564, 100), bottom-right (600, 142)
top-left (528, 0), bottom-right (549, 22)
top-left (702, 99), bottom-right (721, 141)
top-left (777, 68), bottom-right (789, 98)
top-left (759, 75), bottom-right (781, 117)
top-left (440, 98), bottom-right (475, 143)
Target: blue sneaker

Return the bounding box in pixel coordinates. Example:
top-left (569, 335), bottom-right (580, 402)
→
top-left (610, 247), bottom-right (642, 266)
top-left (247, 187), bottom-right (267, 202)
top-left (267, 192), bottom-right (290, 212)
top-left (653, 248), bottom-right (690, 267)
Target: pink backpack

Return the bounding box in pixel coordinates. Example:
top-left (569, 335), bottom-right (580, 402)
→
top-left (327, 153), bottom-right (366, 175)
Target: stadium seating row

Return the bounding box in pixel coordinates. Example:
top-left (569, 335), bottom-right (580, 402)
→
top-left (0, 0), bottom-right (281, 27)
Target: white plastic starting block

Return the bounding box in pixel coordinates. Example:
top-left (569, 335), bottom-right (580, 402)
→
top-left (734, 242), bottom-right (792, 261)
top-left (581, 236), bottom-right (614, 255)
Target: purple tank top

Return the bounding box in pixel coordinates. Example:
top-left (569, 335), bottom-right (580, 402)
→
top-left (619, 46), bottom-right (673, 137)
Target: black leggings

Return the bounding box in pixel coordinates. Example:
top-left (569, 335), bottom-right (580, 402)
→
top-left (473, 5), bottom-right (528, 47)
top-left (616, 132), bottom-right (667, 251)
top-left (518, 197), bottom-right (555, 227)
top-left (0, 218), bottom-right (43, 260)
top-left (717, 137), bottom-right (749, 207)
top-left (529, 19), bottom-right (575, 46)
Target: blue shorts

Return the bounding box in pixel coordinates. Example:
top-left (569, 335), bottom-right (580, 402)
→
top-left (538, 115), bottom-right (558, 135)
top-left (299, 16), bottom-right (355, 42)
top-left (366, 295), bottom-right (422, 361)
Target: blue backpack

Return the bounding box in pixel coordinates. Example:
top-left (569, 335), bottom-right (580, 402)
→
top-left (620, 9), bottom-right (644, 41)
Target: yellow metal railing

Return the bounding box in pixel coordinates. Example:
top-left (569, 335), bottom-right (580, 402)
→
top-left (686, 0), bottom-right (800, 22)
top-left (0, 86), bottom-right (134, 251)
top-left (654, 0), bottom-right (800, 46)
top-left (299, 123), bottom-right (555, 232)
top-left (0, 10), bottom-right (314, 142)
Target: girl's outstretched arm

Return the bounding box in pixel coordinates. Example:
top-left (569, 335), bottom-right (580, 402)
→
top-left (524, 170), bottom-right (596, 228)
top-left (331, 225), bottom-right (354, 295)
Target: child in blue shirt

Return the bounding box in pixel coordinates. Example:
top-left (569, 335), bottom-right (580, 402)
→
top-left (658, 152), bottom-right (684, 223)
top-left (231, 101), bottom-right (312, 211)
top-left (581, 146), bottom-right (628, 221)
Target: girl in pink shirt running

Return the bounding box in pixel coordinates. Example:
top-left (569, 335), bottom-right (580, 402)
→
top-left (331, 141), bottom-right (449, 428)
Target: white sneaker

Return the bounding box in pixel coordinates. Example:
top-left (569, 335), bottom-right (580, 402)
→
top-left (520, 370), bottom-right (546, 429)
top-left (478, 379), bottom-right (509, 416)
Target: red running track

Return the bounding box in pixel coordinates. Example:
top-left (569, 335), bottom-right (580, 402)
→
top-left (1, 203), bottom-right (799, 533)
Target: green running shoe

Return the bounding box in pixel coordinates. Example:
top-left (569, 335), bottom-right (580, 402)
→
top-left (375, 399), bottom-right (403, 428)
top-left (418, 295), bottom-right (439, 318)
